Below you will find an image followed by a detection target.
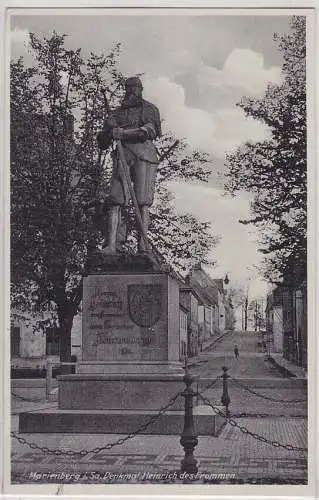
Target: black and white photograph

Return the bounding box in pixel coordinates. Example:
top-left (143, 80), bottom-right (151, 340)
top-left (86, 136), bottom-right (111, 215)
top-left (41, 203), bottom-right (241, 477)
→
top-left (4, 5), bottom-right (316, 495)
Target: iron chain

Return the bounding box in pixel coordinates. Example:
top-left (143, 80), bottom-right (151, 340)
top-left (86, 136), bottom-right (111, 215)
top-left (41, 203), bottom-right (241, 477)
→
top-left (230, 377), bottom-right (307, 404)
top-left (11, 391), bottom-right (182, 457)
top-left (202, 375), bottom-right (221, 392)
top-left (231, 412), bottom-right (305, 418)
top-left (198, 392), bottom-right (307, 453)
top-left (11, 391), bottom-right (45, 403)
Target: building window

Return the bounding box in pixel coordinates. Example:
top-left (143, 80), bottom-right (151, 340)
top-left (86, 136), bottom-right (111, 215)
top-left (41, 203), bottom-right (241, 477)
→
top-left (46, 326), bottom-right (60, 355)
top-left (11, 326), bottom-right (20, 357)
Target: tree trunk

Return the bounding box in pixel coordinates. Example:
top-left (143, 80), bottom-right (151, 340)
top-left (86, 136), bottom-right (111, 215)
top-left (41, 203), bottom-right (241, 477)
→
top-left (58, 305), bottom-right (75, 374)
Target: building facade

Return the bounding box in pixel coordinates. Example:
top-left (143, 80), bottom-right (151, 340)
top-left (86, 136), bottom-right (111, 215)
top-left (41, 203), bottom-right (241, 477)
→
top-left (265, 281), bottom-right (307, 369)
top-left (185, 264), bottom-right (234, 351)
top-left (266, 287), bottom-right (284, 354)
top-left (179, 286), bottom-right (199, 357)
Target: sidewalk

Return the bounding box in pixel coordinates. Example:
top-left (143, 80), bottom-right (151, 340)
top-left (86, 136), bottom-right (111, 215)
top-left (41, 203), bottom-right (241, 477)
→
top-left (269, 353), bottom-right (307, 379)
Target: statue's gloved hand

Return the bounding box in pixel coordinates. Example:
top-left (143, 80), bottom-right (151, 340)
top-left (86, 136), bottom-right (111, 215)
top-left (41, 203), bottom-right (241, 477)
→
top-left (140, 123), bottom-right (156, 140)
top-left (112, 127), bottom-right (125, 140)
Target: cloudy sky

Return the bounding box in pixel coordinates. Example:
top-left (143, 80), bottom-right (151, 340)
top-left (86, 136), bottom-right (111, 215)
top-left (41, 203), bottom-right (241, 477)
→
top-left (10, 10), bottom-right (293, 300)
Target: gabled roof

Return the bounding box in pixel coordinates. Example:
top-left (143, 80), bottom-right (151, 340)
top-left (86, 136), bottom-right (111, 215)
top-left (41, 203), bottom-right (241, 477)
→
top-left (179, 284), bottom-right (203, 304)
top-left (186, 267), bottom-right (221, 306)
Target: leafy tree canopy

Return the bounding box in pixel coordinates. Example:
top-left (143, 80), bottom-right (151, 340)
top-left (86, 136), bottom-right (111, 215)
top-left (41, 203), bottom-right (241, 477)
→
top-left (224, 17), bottom-right (306, 286)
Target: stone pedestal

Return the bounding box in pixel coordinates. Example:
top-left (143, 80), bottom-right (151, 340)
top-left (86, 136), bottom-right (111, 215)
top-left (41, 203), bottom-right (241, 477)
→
top-left (81, 271), bottom-right (181, 367)
top-left (57, 269), bottom-right (184, 414)
top-left (58, 373), bottom-right (184, 411)
top-left (19, 406), bottom-right (226, 436)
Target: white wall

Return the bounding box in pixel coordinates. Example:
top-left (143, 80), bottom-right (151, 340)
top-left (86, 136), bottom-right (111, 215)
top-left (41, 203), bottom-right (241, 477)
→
top-left (198, 305), bottom-right (204, 323)
top-left (20, 325), bottom-right (46, 358)
top-left (219, 298), bottom-right (226, 331)
top-left (212, 304), bottom-right (219, 333)
top-left (11, 311), bottom-right (82, 366)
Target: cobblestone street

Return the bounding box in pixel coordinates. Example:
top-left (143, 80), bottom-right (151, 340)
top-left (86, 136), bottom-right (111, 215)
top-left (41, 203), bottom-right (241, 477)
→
top-left (191, 330), bottom-right (293, 378)
top-left (10, 330), bottom-right (308, 485)
top-left (192, 331), bottom-right (307, 418)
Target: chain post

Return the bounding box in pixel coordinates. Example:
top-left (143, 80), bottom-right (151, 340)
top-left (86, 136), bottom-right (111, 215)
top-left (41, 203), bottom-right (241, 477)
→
top-left (180, 357), bottom-right (198, 474)
top-left (221, 366), bottom-right (231, 417)
top-left (46, 361), bottom-right (53, 401)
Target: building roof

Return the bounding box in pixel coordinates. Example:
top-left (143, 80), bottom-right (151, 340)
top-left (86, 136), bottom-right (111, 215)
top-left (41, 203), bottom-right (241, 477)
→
top-left (213, 279), bottom-right (225, 293)
top-left (186, 267), bottom-right (221, 306)
top-left (179, 284), bottom-right (203, 305)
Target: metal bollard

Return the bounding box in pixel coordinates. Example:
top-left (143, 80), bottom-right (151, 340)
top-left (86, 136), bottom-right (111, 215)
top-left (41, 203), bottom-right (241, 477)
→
top-left (180, 358), bottom-right (198, 474)
top-left (46, 362), bottom-right (53, 400)
top-left (221, 366), bottom-right (231, 417)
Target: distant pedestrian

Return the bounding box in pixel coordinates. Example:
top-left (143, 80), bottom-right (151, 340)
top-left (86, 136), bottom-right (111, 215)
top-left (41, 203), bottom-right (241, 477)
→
top-left (234, 345), bottom-right (239, 359)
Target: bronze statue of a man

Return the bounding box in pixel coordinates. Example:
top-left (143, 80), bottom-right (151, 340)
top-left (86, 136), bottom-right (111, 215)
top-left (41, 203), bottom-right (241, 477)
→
top-left (97, 76), bottom-right (162, 254)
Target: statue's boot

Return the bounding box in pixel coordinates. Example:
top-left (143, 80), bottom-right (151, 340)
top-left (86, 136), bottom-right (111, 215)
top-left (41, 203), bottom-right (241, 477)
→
top-left (138, 206), bottom-right (150, 253)
top-left (101, 206), bottom-right (120, 254)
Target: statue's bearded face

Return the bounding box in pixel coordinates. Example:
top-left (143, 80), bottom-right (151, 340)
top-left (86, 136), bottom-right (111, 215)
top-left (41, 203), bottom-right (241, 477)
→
top-left (123, 84), bottom-right (143, 106)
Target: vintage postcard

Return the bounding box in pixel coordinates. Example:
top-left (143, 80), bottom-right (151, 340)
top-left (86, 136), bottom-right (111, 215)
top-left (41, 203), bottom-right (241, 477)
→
top-left (2, 3), bottom-right (317, 498)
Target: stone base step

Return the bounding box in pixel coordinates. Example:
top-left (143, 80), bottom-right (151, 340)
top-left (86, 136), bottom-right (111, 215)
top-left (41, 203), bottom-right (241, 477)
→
top-left (19, 405), bottom-right (226, 436)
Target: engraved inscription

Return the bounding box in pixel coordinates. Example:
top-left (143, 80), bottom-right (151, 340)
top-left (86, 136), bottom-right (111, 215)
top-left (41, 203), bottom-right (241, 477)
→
top-left (96, 333), bottom-right (152, 346)
top-left (88, 288), bottom-right (124, 317)
top-left (120, 347), bottom-right (133, 355)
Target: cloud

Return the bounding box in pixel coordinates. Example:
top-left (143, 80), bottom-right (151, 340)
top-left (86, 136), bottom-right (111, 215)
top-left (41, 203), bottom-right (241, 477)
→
top-left (211, 107), bottom-right (271, 157)
top-left (144, 75), bottom-right (271, 159)
top-left (199, 48), bottom-right (282, 95)
top-left (11, 28), bottom-right (30, 59)
top-left (144, 77), bottom-right (218, 152)
top-left (11, 27), bottom-right (30, 46)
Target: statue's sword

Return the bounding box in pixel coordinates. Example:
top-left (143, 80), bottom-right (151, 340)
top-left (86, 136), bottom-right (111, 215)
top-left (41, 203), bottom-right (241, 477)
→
top-left (116, 139), bottom-right (151, 252)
